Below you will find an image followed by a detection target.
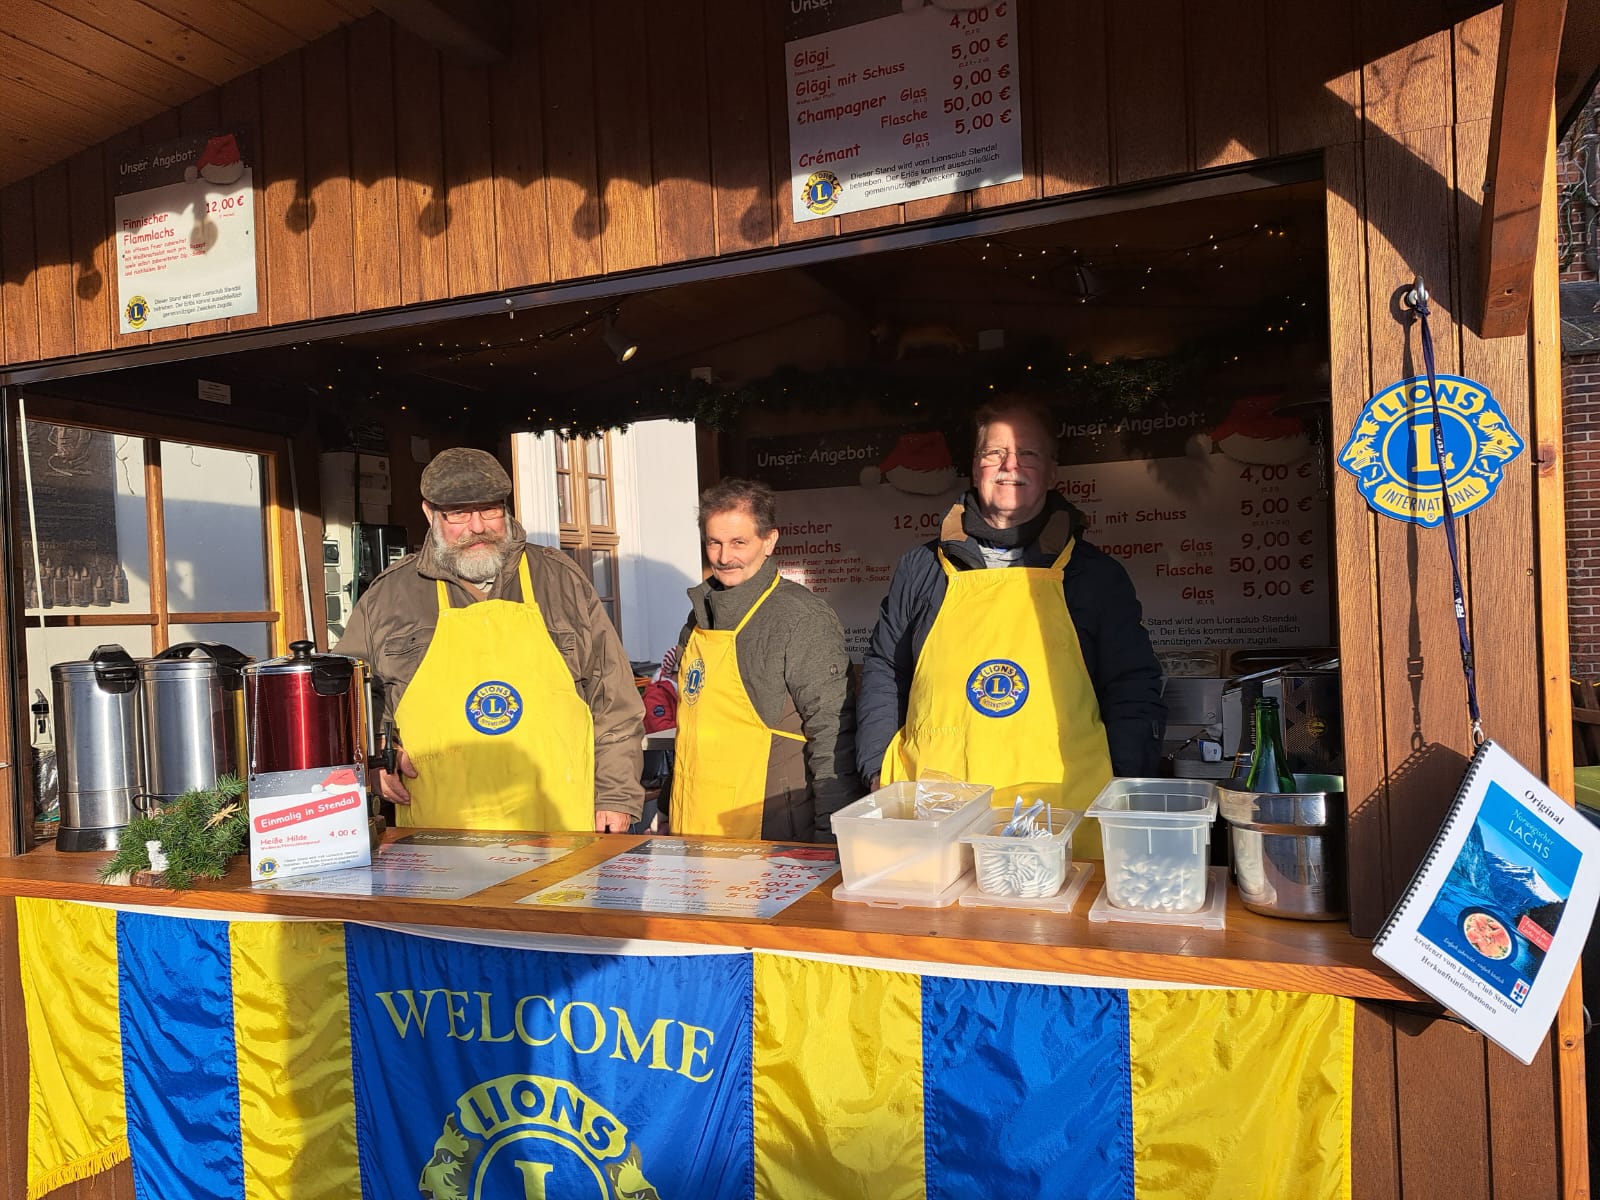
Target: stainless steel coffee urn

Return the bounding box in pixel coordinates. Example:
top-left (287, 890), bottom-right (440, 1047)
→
top-left (140, 641), bottom-right (249, 804)
top-left (52, 644), bottom-right (144, 852)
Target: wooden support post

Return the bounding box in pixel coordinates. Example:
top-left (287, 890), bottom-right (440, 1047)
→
top-left (1478, 0), bottom-right (1568, 339)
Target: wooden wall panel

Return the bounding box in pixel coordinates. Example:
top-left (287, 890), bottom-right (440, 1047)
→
top-left (704, 0), bottom-right (774, 255)
top-left (259, 54), bottom-right (311, 327)
top-left (391, 27), bottom-right (448, 307)
top-left (32, 164), bottom-right (75, 361)
top-left (1037, 0), bottom-right (1110, 198)
top-left (591, 0), bottom-right (658, 275)
top-left (1360, 1), bottom-right (1454, 139)
top-left (1268, 5), bottom-right (1360, 155)
top-left (489, 4), bottom-right (551, 292)
top-left (348, 16), bottom-right (400, 314)
top-left (1350, 1003), bottom-right (1401, 1200)
top-left (1325, 141), bottom-right (1391, 937)
top-left (302, 32), bottom-right (356, 320)
top-left (1186, 0), bottom-right (1269, 169)
top-left (644, 0), bottom-right (716, 264)
top-left (1395, 1018), bottom-right (1492, 1199)
top-left (219, 71), bottom-right (267, 333)
top-left (441, 62), bottom-right (498, 299)
top-left (65, 148), bottom-right (112, 355)
top-left (1, 183), bottom-right (41, 366)
top-left (540, 1), bottom-right (604, 280)
top-left (1108, 0), bottom-right (1189, 183)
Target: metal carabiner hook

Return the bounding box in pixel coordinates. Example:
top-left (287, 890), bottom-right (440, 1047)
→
top-left (1403, 276), bottom-right (1430, 310)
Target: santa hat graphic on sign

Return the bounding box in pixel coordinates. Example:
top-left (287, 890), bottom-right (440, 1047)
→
top-left (860, 431), bottom-right (959, 495)
top-left (1189, 394), bottom-right (1310, 465)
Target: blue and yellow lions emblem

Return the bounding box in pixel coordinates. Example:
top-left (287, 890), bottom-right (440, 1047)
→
top-left (681, 658), bottom-right (706, 707)
top-left (419, 1075), bottom-right (660, 1200)
top-left (465, 681), bottom-right (523, 735)
top-left (1336, 373), bottom-right (1524, 527)
top-left (967, 659), bottom-right (1029, 718)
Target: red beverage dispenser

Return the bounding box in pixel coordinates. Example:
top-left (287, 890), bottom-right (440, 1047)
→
top-left (245, 640), bottom-right (368, 773)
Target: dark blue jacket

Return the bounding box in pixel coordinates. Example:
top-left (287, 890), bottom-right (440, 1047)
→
top-left (857, 493), bottom-right (1167, 781)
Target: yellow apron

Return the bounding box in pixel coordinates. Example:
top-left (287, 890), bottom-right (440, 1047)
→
top-left (672, 573), bottom-right (805, 838)
top-left (881, 541), bottom-right (1115, 857)
top-left (393, 554), bottom-right (595, 832)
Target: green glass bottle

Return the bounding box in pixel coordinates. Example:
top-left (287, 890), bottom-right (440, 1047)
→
top-left (1243, 696), bottom-right (1296, 793)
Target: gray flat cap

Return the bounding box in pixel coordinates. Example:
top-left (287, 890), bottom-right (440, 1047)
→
top-left (420, 447), bottom-right (512, 507)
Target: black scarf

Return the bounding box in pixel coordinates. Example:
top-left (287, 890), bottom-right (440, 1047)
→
top-left (959, 488), bottom-right (1055, 549)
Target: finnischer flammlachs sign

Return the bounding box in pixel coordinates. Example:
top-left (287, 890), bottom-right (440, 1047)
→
top-left (114, 131), bottom-right (259, 334)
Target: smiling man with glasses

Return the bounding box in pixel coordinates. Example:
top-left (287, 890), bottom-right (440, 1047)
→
top-left (858, 398), bottom-right (1165, 851)
top-left (337, 446), bottom-right (644, 835)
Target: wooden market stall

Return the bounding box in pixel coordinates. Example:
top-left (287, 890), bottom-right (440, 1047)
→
top-left (0, 1), bottom-right (1591, 1196)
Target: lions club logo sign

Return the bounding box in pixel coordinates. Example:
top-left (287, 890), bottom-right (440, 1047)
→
top-left (419, 1074), bottom-right (658, 1200)
top-left (800, 170), bottom-right (841, 215)
top-left (967, 659), bottom-right (1029, 718)
top-left (682, 658), bottom-right (706, 706)
top-left (465, 681), bottom-right (523, 735)
top-left (124, 295), bottom-right (150, 329)
top-left (1337, 374), bottom-right (1524, 527)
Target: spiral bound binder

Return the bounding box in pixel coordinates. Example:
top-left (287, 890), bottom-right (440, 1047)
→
top-left (1371, 740), bottom-right (1600, 1065)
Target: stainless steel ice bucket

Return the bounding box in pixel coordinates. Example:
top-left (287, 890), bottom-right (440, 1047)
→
top-left (1217, 774), bottom-right (1346, 921)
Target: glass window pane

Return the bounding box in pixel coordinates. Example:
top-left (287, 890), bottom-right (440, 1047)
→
top-left (561, 545), bottom-right (581, 566)
top-left (162, 442), bottom-right (269, 611)
top-left (584, 436), bottom-right (608, 477)
top-left (17, 422), bottom-right (152, 614)
top-left (590, 547), bottom-right (614, 598)
top-left (167, 622), bottom-right (271, 661)
top-left (587, 476), bottom-right (610, 527)
top-left (601, 598), bottom-right (617, 628)
top-left (556, 472), bottom-right (573, 525)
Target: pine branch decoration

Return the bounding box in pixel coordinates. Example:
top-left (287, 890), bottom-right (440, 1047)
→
top-left (99, 776), bottom-right (250, 890)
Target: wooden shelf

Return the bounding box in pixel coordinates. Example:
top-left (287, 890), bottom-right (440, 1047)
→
top-left (0, 830), bottom-right (1424, 1002)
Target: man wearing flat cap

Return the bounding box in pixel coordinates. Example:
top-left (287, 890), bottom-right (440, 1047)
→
top-left (338, 447), bottom-right (644, 832)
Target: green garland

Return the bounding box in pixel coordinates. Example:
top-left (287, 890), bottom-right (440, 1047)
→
top-left (99, 776), bottom-right (249, 890)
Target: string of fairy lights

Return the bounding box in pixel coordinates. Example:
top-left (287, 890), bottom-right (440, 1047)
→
top-left (284, 216), bottom-right (1320, 438)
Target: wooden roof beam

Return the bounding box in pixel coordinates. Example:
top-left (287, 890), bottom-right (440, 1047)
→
top-left (1478, 0), bottom-right (1568, 339)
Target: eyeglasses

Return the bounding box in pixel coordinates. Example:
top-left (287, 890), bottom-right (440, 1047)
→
top-left (437, 505), bottom-right (506, 524)
top-left (976, 447), bottom-right (1050, 469)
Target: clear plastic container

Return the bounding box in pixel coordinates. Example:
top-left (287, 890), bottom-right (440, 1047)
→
top-left (830, 780), bottom-right (994, 898)
top-left (963, 807), bottom-right (1082, 898)
top-left (1085, 779), bottom-right (1218, 914)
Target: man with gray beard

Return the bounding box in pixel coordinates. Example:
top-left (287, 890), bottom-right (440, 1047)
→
top-left (338, 447), bottom-right (644, 833)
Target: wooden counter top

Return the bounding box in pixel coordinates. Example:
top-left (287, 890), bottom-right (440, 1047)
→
top-left (0, 831), bottom-right (1424, 1002)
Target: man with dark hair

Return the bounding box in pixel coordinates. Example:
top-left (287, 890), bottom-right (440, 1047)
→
top-left (338, 446), bottom-right (644, 833)
top-left (857, 399), bottom-right (1165, 851)
top-left (671, 478), bottom-right (859, 841)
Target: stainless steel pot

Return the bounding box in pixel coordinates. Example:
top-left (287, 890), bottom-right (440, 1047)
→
top-left (140, 641), bottom-right (249, 804)
top-left (1217, 774), bottom-right (1346, 921)
top-left (52, 644), bottom-right (144, 852)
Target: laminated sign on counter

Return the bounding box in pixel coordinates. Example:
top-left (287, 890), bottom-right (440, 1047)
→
top-left (248, 764), bottom-right (371, 882)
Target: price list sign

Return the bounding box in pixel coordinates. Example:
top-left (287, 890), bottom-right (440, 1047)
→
top-left (114, 130), bottom-right (258, 334)
top-left (784, 0), bottom-right (1023, 222)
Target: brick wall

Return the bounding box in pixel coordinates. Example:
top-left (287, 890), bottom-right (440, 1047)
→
top-left (1562, 81), bottom-right (1600, 678)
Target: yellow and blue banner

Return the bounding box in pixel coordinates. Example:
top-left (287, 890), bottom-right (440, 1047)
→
top-left (17, 898), bottom-right (1354, 1199)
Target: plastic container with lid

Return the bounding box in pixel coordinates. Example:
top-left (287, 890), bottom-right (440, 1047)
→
top-left (963, 807), bottom-right (1082, 898)
top-left (830, 780), bottom-right (994, 902)
top-left (1086, 778), bottom-right (1218, 914)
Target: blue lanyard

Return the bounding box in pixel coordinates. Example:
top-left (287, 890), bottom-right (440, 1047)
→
top-left (1407, 280), bottom-right (1484, 745)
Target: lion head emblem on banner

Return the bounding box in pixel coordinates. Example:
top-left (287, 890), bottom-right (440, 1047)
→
top-left (419, 1074), bottom-right (659, 1200)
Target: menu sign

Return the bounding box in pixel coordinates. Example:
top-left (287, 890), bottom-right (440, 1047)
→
top-left (520, 839), bottom-right (840, 919)
top-left (741, 397), bottom-right (1332, 658)
top-left (784, 0), bottom-right (1023, 222)
top-left (255, 832), bottom-right (591, 900)
top-left (248, 764), bottom-right (371, 883)
top-left (114, 131), bottom-right (258, 333)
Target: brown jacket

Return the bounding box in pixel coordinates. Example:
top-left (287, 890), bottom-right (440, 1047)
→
top-left (336, 521), bottom-right (645, 818)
